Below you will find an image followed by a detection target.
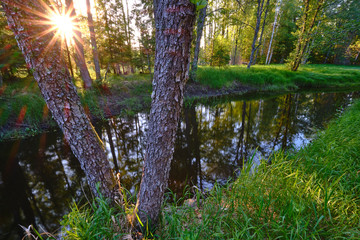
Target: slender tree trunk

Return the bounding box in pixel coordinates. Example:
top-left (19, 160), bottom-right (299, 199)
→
top-left (104, 64), bottom-right (111, 80)
top-left (65, 0), bottom-right (93, 88)
top-left (247, 0), bottom-right (265, 69)
top-left (266, 0), bottom-right (281, 65)
top-left (65, 40), bottom-right (75, 79)
top-left (147, 53), bottom-right (152, 74)
top-left (254, 0), bottom-right (270, 64)
top-left (233, 39), bottom-right (238, 65)
top-left (355, 49), bottom-right (360, 63)
top-left (190, 5), bottom-right (207, 81)
top-left (136, 0), bottom-right (196, 228)
top-left (323, 48), bottom-right (331, 63)
top-left (2, 0), bottom-right (118, 200)
top-left (0, 70), bottom-right (2, 87)
top-left (302, 20), bottom-right (321, 64)
top-left (86, 0), bottom-right (101, 80)
top-left (269, 47), bottom-right (274, 63)
top-left (103, 7), bottom-right (115, 71)
top-left (291, 0), bottom-right (323, 71)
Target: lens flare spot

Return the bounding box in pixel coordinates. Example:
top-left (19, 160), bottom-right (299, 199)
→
top-left (16, 105), bottom-right (28, 127)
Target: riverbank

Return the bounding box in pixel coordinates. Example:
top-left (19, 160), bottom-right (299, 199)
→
top-left (1, 64), bottom-right (360, 141)
top-left (59, 98), bottom-right (360, 239)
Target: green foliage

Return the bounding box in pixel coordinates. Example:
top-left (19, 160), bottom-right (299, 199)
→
top-left (0, 11), bottom-right (26, 81)
top-left (190, 0), bottom-right (207, 10)
top-left (210, 36), bottom-right (231, 68)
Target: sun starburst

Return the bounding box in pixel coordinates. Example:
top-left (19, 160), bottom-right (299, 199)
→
top-left (7, 0), bottom-right (83, 57)
top-left (50, 11), bottom-right (75, 41)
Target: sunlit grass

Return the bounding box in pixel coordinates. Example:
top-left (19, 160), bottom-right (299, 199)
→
top-left (196, 64), bottom-right (360, 90)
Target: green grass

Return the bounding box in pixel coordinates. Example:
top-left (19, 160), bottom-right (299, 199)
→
top-left (60, 197), bottom-right (128, 239)
top-left (54, 99), bottom-right (360, 239)
top-left (196, 64), bottom-right (360, 90)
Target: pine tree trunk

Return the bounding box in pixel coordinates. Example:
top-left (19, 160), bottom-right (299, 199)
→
top-left (86, 0), bottom-right (102, 80)
top-left (136, 0), bottom-right (196, 227)
top-left (190, 5), bottom-right (207, 81)
top-left (2, 0), bottom-right (118, 201)
top-left (66, 0), bottom-right (93, 88)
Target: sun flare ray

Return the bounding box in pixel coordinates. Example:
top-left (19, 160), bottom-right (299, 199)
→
top-left (7, 0), bottom-right (78, 59)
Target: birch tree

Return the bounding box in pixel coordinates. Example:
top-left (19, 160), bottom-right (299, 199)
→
top-left (247, 0), bottom-right (270, 69)
top-left (265, 0), bottom-right (282, 64)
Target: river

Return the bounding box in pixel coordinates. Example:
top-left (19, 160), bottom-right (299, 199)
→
top-left (0, 90), bottom-right (358, 239)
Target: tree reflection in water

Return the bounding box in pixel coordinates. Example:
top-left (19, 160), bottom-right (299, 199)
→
top-left (0, 91), bottom-right (358, 238)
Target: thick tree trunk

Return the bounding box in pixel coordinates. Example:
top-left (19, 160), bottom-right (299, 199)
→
top-left (247, 0), bottom-right (265, 69)
top-left (66, 0), bottom-right (93, 88)
top-left (2, 0), bottom-right (118, 201)
top-left (86, 0), bottom-right (102, 80)
top-left (190, 5), bottom-right (207, 82)
top-left (136, 0), bottom-right (196, 227)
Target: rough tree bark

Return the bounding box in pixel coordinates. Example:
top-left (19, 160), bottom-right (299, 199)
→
top-left (190, 5), bottom-right (207, 81)
top-left (135, 0), bottom-right (196, 227)
top-left (247, 0), bottom-right (265, 69)
top-left (1, 0), bottom-right (118, 201)
top-left (66, 0), bottom-right (93, 88)
top-left (86, 0), bottom-right (102, 80)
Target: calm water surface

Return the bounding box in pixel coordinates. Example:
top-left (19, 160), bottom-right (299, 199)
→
top-left (0, 91), bottom-right (358, 239)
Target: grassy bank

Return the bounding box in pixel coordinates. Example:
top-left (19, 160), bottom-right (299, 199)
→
top-left (55, 99), bottom-right (360, 239)
top-left (0, 73), bottom-right (152, 141)
top-left (197, 64), bottom-right (360, 90)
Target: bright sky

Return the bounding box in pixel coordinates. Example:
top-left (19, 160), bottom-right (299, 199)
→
top-left (73, 0), bottom-right (136, 18)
